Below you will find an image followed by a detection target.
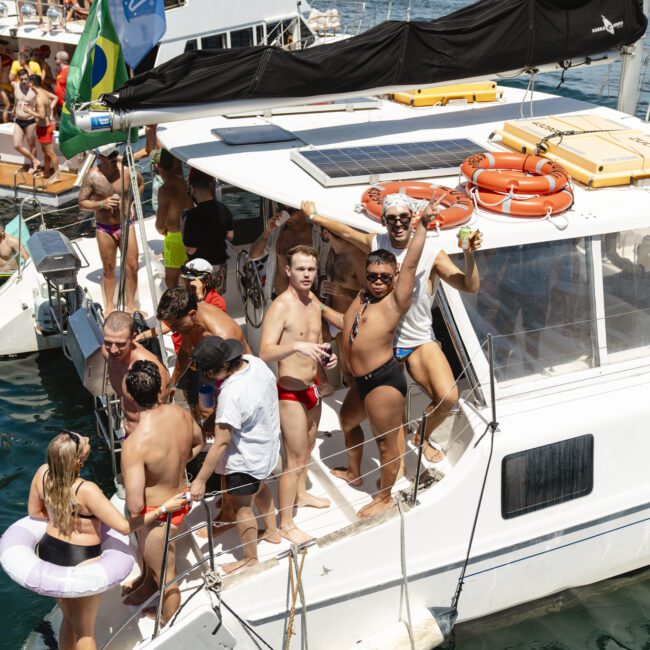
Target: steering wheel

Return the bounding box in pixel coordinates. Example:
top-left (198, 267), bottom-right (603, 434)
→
top-left (236, 250), bottom-right (266, 329)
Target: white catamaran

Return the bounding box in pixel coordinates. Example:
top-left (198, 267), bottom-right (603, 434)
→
top-left (2, 0), bottom-right (650, 648)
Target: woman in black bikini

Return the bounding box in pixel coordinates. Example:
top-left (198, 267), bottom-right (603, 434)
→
top-left (27, 430), bottom-right (186, 650)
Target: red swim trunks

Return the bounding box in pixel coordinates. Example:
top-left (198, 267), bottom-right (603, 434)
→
top-left (36, 123), bottom-right (54, 145)
top-left (277, 377), bottom-right (320, 411)
top-left (140, 500), bottom-right (190, 527)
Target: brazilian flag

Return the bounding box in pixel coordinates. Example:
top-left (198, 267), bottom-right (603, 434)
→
top-left (59, 0), bottom-right (136, 159)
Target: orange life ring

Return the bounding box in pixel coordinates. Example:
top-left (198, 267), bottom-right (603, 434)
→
top-left (460, 152), bottom-right (570, 195)
top-left (360, 181), bottom-right (473, 229)
top-left (469, 184), bottom-right (574, 217)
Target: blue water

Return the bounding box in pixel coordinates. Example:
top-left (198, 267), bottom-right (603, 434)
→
top-left (2, 1), bottom-right (650, 648)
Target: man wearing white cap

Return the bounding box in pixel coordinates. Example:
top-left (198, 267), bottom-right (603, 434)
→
top-left (78, 144), bottom-right (144, 314)
top-left (302, 195), bottom-right (482, 467)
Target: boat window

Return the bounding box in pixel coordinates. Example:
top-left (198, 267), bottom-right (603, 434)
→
top-left (219, 188), bottom-right (264, 246)
top-left (299, 18), bottom-right (315, 47)
top-left (184, 39), bottom-right (197, 52)
top-left (456, 238), bottom-right (596, 383)
top-left (266, 22), bottom-right (282, 45)
top-left (502, 435), bottom-right (593, 519)
top-left (230, 28), bottom-right (254, 49)
top-left (163, 0), bottom-right (186, 7)
top-left (202, 33), bottom-right (227, 50)
top-left (601, 228), bottom-right (650, 360)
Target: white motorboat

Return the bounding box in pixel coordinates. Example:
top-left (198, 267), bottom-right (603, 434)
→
top-left (12, 0), bottom-right (650, 648)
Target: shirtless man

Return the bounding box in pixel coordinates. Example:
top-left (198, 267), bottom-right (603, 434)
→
top-left (154, 150), bottom-right (192, 288)
top-left (0, 223), bottom-right (29, 271)
top-left (304, 197), bottom-right (481, 464)
top-left (260, 245), bottom-right (337, 544)
top-left (23, 75), bottom-right (58, 177)
top-left (12, 68), bottom-right (39, 173)
top-left (0, 41), bottom-right (11, 123)
top-left (324, 206), bottom-right (434, 518)
top-left (101, 311), bottom-right (170, 436)
top-left (121, 360), bottom-right (203, 622)
top-left (78, 143), bottom-right (144, 314)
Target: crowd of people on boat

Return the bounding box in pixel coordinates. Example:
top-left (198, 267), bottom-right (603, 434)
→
top-left (26, 146), bottom-right (482, 648)
top-left (0, 41), bottom-right (69, 177)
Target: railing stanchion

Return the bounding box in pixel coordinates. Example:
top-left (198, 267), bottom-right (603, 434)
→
top-left (411, 413), bottom-right (428, 506)
top-left (487, 334), bottom-right (497, 426)
top-left (202, 499), bottom-right (215, 572)
top-left (153, 514), bottom-right (173, 639)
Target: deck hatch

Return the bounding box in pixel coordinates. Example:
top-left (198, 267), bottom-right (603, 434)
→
top-left (211, 124), bottom-right (300, 146)
top-left (290, 138), bottom-right (482, 186)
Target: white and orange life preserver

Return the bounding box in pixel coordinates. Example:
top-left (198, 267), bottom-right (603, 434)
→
top-left (460, 152), bottom-right (570, 195)
top-left (468, 184), bottom-right (574, 217)
top-left (360, 181), bottom-right (473, 229)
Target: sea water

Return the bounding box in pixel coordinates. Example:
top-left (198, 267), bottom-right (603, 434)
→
top-left (2, 1), bottom-right (650, 647)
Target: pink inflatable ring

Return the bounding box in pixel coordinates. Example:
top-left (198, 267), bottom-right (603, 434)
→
top-left (0, 516), bottom-right (135, 598)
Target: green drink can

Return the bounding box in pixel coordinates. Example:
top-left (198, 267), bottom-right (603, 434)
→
top-left (458, 227), bottom-right (472, 250)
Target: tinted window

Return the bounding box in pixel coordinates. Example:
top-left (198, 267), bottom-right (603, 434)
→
top-left (230, 28), bottom-right (253, 49)
top-left (299, 18), bottom-right (315, 47)
top-left (602, 229), bottom-right (650, 360)
top-left (502, 435), bottom-right (593, 519)
top-left (457, 238), bottom-right (596, 383)
top-left (265, 22), bottom-right (281, 45)
top-left (202, 33), bottom-right (226, 49)
top-left (184, 39), bottom-right (197, 52)
top-left (256, 24), bottom-right (265, 45)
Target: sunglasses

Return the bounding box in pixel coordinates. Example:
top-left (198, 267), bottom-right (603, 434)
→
top-left (384, 214), bottom-right (412, 226)
top-left (61, 429), bottom-right (80, 453)
top-left (366, 272), bottom-right (394, 284)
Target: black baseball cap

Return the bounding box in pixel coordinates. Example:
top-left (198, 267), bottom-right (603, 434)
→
top-left (191, 336), bottom-right (244, 372)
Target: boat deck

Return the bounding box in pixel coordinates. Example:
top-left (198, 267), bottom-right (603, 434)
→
top-left (0, 162), bottom-right (79, 206)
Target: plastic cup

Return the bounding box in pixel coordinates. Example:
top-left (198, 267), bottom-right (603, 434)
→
top-left (198, 383), bottom-right (215, 410)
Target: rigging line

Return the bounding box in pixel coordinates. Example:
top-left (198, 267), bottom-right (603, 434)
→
top-left (449, 417), bottom-right (497, 620)
top-left (220, 598), bottom-right (275, 650)
top-left (397, 499), bottom-right (415, 650)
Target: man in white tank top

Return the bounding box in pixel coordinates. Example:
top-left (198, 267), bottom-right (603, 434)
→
top-left (302, 196), bottom-right (482, 465)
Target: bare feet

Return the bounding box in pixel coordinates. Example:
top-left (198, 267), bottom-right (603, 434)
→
top-left (121, 567), bottom-right (147, 598)
top-left (142, 606), bottom-right (168, 625)
top-left (196, 521), bottom-right (235, 539)
top-left (122, 571), bottom-right (156, 606)
top-left (28, 163), bottom-right (43, 175)
top-left (296, 493), bottom-right (330, 509)
top-left (357, 495), bottom-right (395, 519)
top-left (413, 435), bottom-right (445, 463)
top-left (221, 557), bottom-right (258, 575)
top-left (279, 526), bottom-right (314, 546)
top-left (331, 466), bottom-right (363, 486)
top-left (258, 528), bottom-right (282, 544)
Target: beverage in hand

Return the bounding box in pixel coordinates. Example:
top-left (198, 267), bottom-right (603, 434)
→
top-left (457, 227), bottom-right (472, 250)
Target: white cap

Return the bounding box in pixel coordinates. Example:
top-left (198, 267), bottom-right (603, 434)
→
top-left (92, 143), bottom-right (120, 157)
top-left (181, 258), bottom-right (212, 277)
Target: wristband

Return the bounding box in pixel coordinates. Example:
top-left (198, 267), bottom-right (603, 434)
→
top-left (320, 302), bottom-right (325, 312)
top-left (159, 504), bottom-right (168, 514)
top-left (98, 200), bottom-right (104, 209)
top-left (309, 211), bottom-right (317, 221)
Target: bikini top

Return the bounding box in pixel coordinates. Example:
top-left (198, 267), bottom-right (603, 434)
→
top-left (42, 470), bottom-right (97, 520)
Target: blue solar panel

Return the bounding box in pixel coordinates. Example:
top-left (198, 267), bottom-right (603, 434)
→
top-left (290, 138), bottom-right (482, 186)
top-left (212, 124), bottom-right (299, 145)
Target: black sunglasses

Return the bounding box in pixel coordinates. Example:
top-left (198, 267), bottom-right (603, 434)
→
top-left (384, 214), bottom-right (412, 226)
top-left (61, 429), bottom-right (80, 453)
top-left (366, 272), bottom-right (394, 284)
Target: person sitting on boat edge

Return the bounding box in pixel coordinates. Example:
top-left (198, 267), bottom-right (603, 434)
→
top-left (189, 336), bottom-right (282, 574)
top-left (102, 311), bottom-right (171, 437)
top-left (0, 222), bottom-right (29, 271)
top-left (182, 168), bottom-right (234, 295)
top-left (78, 143), bottom-right (144, 314)
top-left (28, 430), bottom-right (187, 650)
top-left (260, 244), bottom-right (337, 545)
top-left (155, 149), bottom-right (192, 289)
top-left (303, 197), bottom-right (482, 464)
top-left (120, 360), bottom-right (203, 623)
top-left (323, 205), bottom-right (433, 518)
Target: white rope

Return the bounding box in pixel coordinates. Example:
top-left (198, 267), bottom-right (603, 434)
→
top-left (397, 500), bottom-right (415, 650)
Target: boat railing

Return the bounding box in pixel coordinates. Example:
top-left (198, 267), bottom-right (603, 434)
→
top-left (16, 0), bottom-right (68, 30)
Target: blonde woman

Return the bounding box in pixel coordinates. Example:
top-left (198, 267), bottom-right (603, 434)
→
top-left (27, 430), bottom-right (186, 650)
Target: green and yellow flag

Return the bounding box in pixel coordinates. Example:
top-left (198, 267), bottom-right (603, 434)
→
top-left (59, 0), bottom-right (136, 159)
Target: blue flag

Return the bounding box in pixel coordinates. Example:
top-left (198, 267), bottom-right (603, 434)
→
top-left (108, 0), bottom-right (166, 69)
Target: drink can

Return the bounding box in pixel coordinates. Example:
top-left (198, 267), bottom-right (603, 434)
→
top-left (321, 343), bottom-right (333, 365)
top-left (458, 227), bottom-right (472, 250)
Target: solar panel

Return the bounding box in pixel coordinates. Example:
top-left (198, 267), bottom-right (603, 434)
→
top-left (290, 139), bottom-right (482, 187)
top-left (212, 124), bottom-right (300, 145)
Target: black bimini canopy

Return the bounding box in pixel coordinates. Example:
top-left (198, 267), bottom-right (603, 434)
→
top-left (105, 0), bottom-right (647, 110)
